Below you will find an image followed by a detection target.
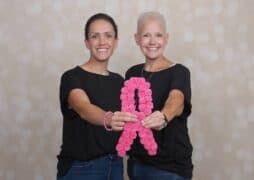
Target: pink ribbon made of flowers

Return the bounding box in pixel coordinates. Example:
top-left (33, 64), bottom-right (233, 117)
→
top-left (116, 77), bottom-right (158, 157)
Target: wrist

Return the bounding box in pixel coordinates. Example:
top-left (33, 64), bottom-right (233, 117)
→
top-left (161, 112), bottom-right (169, 129)
top-left (103, 111), bottom-right (113, 131)
top-left (162, 112), bottom-right (169, 123)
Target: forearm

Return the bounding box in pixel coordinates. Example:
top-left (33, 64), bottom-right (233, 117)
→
top-left (68, 89), bottom-right (108, 126)
top-left (68, 89), bottom-right (137, 129)
top-left (75, 102), bottom-right (107, 126)
top-left (161, 89), bottom-right (184, 122)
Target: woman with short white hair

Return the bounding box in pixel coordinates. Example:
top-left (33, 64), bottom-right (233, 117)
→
top-left (126, 11), bottom-right (193, 180)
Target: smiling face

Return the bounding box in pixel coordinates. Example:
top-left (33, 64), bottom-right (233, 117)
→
top-left (135, 18), bottom-right (168, 61)
top-left (85, 19), bottom-right (118, 62)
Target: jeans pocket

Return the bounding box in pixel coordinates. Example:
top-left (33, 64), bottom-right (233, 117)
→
top-left (71, 160), bottom-right (94, 168)
top-left (64, 160), bottom-right (96, 178)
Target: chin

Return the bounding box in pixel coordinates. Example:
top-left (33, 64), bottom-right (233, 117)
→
top-left (143, 51), bottom-right (162, 59)
top-left (97, 58), bottom-right (110, 62)
top-left (95, 55), bottom-right (111, 61)
top-left (145, 55), bottom-right (161, 61)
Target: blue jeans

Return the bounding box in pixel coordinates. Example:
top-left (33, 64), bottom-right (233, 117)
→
top-left (57, 154), bottom-right (123, 180)
top-left (127, 158), bottom-right (190, 180)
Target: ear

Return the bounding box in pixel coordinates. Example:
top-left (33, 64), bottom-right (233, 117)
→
top-left (85, 40), bottom-right (90, 49)
top-left (134, 33), bottom-right (139, 45)
top-left (113, 38), bottom-right (118, 50)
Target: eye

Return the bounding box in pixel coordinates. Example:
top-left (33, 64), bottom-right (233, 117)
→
top-left (105, 32), bottom-right (114, 38)
top-left (91, 35), bottom-right (97, 39)
top-left (142, 33), bottom-right (150, 38)
top-left (156, 33), bottom-right (163, 38)
top-left (89, 33), bottom-right (99, 39)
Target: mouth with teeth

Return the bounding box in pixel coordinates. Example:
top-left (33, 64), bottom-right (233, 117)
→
top-left (97, 48), bottom-right (108, 52)
top-left (147, 47), bottom-right (158, 50)
top-left (146, 46), bottom-right (161, 52)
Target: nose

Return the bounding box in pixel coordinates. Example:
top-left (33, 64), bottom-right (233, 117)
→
top-left (98, 35), bottom-right (106, 45)
top-left (149, 36), bottom-right (156, 45)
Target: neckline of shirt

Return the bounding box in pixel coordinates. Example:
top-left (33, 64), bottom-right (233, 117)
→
top-left (142, 63), bottom-right (177, 74)
top-left (77, 66), bottom-right (112, 77)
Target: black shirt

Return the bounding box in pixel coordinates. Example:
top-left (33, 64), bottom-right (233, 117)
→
top-left (57, 66), bottom-right (124, 176)
top-left (126, 63), bottom-right (193, 178)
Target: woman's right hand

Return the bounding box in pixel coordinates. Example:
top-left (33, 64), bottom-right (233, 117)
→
top-left (109, 111), bottom-right (137, 131)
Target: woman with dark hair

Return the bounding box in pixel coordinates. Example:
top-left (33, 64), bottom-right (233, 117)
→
top-left (56, 13), bottom-right (136, 180)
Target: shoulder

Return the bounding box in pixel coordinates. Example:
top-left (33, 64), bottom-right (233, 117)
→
top-left (127, 63), bottom-right (143, 72)
top-left (125, 63), bottom-right (144, 78)
top-left (172, 63), bottom-right (191, 75)
top-left (60, 66), bottom-right (81, 82)
top-left (61, 66), bottom-right (79, 77)
top-left (109, 72), bottom-right (124, 81)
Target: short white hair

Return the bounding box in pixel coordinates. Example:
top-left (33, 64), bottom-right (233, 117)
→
top-left (137, 11), bottom-right (167, 32)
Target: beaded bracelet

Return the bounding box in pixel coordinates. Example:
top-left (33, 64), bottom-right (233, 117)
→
top-left (103, 111), bottom-right (113, 131)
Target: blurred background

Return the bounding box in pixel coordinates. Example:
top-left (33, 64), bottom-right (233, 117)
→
top-left (0, 0), bottom-right (253, 179)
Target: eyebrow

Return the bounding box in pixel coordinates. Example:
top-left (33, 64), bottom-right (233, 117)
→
top-left (89, 31), bottom-right (115, 34)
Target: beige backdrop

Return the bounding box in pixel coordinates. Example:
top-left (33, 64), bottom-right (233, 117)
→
top-left (1, 0), bottom-right (254, 180)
